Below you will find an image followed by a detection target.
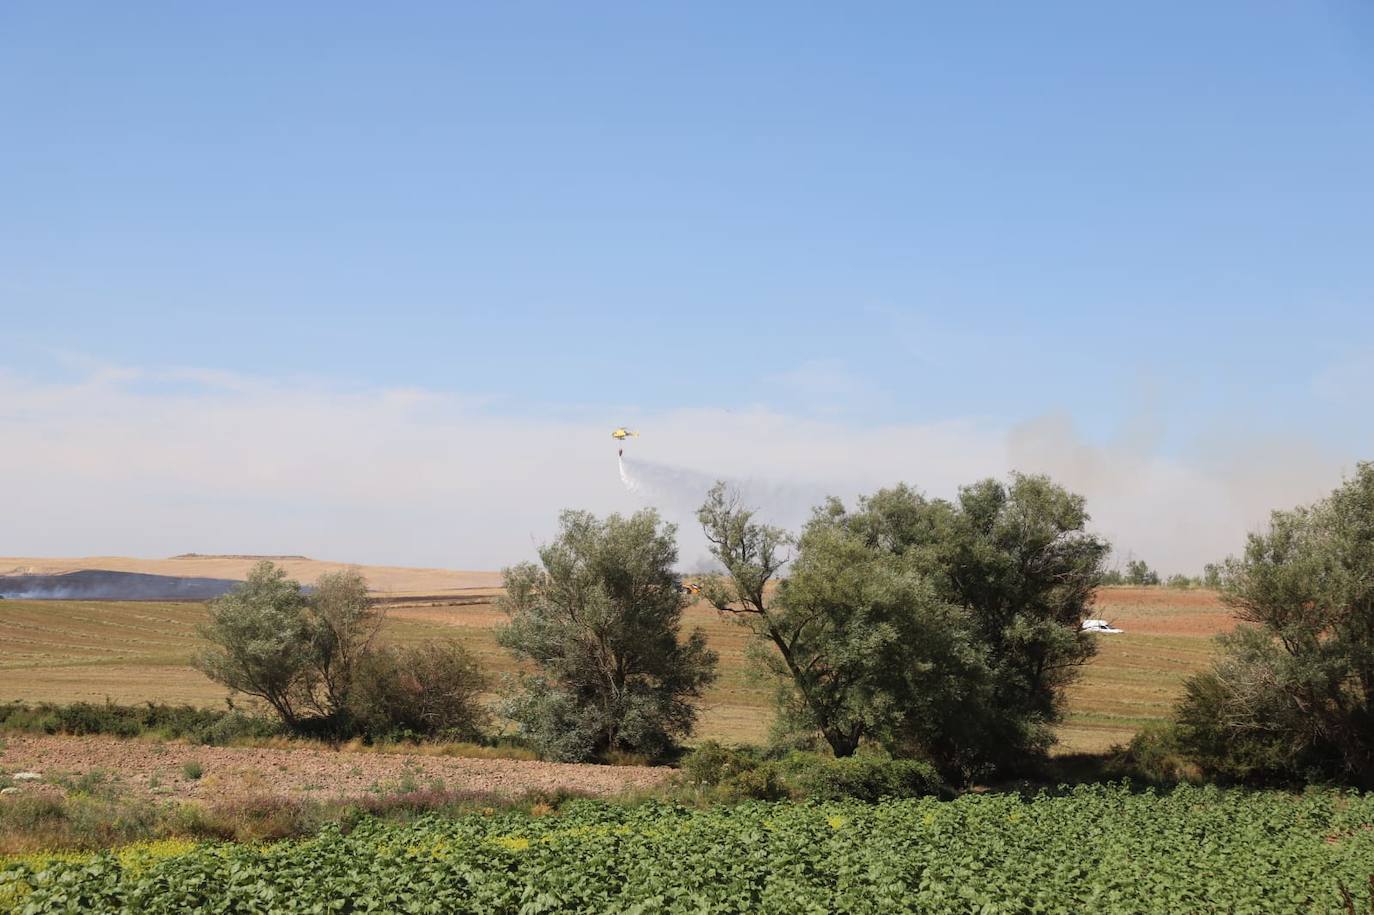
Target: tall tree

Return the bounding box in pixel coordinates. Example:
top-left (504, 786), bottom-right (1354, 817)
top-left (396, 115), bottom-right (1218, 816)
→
top-left (698, 484), bottom-right (985, 766)
top-left (195, 561), bottom-right (316, 727)
top-left (847, 475), bottom-right (1109, 761)
top-left (1174, 463), bottom-right (1374, 784)
top-left (702, 475), bottom-right (1108, 773)
top-left (306, 568), bottom-right (385, 718)
top-left (498, 509), bottom-right (717, 762)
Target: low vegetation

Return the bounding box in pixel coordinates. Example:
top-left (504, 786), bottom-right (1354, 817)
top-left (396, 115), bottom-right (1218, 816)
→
top-left (678, 742), bottom-right (944, 803)
top-left (0, 773), bottom-right (585, 858)
top-left (6, 785), bottom-right (1373, 913)
top-left (0, 701), bottom-right (279, 745)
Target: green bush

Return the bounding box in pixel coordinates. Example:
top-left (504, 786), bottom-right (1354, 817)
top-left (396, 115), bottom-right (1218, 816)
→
top-left (346, 641), bottom-right (490, 742)
top-left (1118, 722), bottom-right (1200, 784)
top-left (781, 752), bottom-right (943, 803)
top-left (679, 742), bottom-right (766, 787)
top-left (0, 701), bottom-right (280, 744)
top-left (678, 744), bottom-right (943, 802)
top-left (1160, 464), bottom-right (1374, 786)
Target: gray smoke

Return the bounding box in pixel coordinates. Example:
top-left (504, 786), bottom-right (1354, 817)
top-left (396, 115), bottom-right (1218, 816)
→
top-left (0, 570), bottom-right (241, 601)
top-left (617, 455), bottom-right (845, 570)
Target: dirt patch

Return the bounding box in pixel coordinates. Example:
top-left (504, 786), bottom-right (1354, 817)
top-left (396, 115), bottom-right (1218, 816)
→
top-left (0, 735), bottom-right (670, 803)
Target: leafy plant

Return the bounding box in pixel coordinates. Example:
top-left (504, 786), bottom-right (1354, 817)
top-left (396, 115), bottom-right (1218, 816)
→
top-left (7, 786), bottom-right (1374, 913)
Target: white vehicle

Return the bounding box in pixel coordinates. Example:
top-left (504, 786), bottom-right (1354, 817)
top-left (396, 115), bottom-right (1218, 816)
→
top-left (1080, 618), bottom-right (1124, 634)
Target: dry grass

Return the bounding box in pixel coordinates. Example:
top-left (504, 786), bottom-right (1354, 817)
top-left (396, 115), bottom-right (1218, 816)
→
top-left (0, 555), bottom-right (502, 596)
top-left (0, 587), bottom-right (1235, 753)
top-left (1058, 587), bottom-right (1235, 753)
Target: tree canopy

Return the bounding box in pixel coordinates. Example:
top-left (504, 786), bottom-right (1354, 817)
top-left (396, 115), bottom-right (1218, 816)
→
top-left (700, 474), bottom-right (1107, 779)
top-left (498, 509), bottom-right (718, 762)
top-left (1174, 462), bottom-right (1374, 784)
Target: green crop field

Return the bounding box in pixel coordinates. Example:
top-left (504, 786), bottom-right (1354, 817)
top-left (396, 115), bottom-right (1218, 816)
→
top-left (5, 785), bottom-right (1372, 913)
top-left (0, 587), bottom-right (1231, 753)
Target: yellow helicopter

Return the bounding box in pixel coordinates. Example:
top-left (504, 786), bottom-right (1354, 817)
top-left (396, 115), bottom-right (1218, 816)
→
top-left (612, 427), bottom-right (639, 456)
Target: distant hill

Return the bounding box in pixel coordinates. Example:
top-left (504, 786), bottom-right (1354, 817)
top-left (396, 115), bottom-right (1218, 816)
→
top-left (168, 553), bottom-right (313, 561)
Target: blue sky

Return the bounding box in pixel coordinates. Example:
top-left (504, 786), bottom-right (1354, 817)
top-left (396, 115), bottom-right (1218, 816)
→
top-left (2, 2), bottom-right (1373, 570)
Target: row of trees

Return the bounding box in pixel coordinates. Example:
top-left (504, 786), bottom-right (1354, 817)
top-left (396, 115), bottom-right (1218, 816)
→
top-left (199, 463), bottom-right (1374, 787)
top-left (1099, 560), bottom-right (1223, 589)
top-left (197, 472), bottom-right (1107, 782)
top-left (497, 473), bottom-right (1107, 782)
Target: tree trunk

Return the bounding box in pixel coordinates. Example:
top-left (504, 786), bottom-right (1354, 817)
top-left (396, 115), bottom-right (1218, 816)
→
top-left (824, 728), bottom-right (860, 758)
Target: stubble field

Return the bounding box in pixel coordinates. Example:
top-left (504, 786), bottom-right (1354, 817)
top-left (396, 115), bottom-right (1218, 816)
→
top-left (0, 584), bottom-right (1232, 754)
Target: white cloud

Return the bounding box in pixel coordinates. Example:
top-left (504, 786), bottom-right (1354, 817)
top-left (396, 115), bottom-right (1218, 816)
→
top-left (0, 363), bottom-right (1360, 573)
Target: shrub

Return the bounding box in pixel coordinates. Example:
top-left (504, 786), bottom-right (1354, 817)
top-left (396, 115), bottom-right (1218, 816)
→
top-left (680, 742), bottom-right (766, 787)
top-left (678, 744), bottom-right (943, 803)
top-left (780, 752), bottom-right (943, 803)
top-left (0, 701), bottom-right (281, 744)
top-left (181, 762), bottom-right (203, 781)
top-left (346, 641), bottom-right (490, 742)
top-left (1118, 722), bottom-right (1200, 784)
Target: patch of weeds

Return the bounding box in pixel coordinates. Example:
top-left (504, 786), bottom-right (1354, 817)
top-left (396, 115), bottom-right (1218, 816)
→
top-left (57, 770), bottom-right (116, 798)
top-left (181, 762), bottom-right (203, 781)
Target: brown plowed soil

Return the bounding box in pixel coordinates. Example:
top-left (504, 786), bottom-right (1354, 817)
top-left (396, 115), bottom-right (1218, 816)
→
top-left (0, 735), bottom-right (670, 803)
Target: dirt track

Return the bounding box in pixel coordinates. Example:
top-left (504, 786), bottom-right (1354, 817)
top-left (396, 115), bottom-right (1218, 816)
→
top-left (0, 735), bottom-right (670, 802)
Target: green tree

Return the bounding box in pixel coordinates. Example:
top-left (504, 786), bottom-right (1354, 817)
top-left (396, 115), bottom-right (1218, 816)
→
top-left (1173, 463), bottom-right (1374, 784)
top-left (698, 484), bottom-right (986, 767)
top-left (307, 569), bottom-right (385, 718)
top-left (1125, 559), bottom-right (1160, 586)
top-left (197, 562), bottom-right (394, 735)
top-left (831, 475), bottom-right (1109, 766)
top-left (1202, 562), bottom-right (1223, 589)
top-left (195, 561), bottom-right (316, 728)
top-left (498, 509), bottom-right (718, 762)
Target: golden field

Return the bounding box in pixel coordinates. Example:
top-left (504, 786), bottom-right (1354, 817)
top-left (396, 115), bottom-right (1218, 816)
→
top-left (0, 578), bottom-right (1232, 753)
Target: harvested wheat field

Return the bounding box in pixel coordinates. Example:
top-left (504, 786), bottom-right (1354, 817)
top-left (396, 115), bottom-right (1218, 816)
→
top-left (0, 582), bottom-right (1233, 754)
top-left (0, 555), bottom-right (502, 598)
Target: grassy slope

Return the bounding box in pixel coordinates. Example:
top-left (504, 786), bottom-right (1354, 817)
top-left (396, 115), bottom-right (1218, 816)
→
top-left (0, 587), bottom-right (1231, 753)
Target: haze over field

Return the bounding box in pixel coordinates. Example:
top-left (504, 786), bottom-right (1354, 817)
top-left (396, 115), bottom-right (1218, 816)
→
top-left (0, 365), bottom-right (1360, 573)
top-left (2, 3), bottom-right (1373, 572)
